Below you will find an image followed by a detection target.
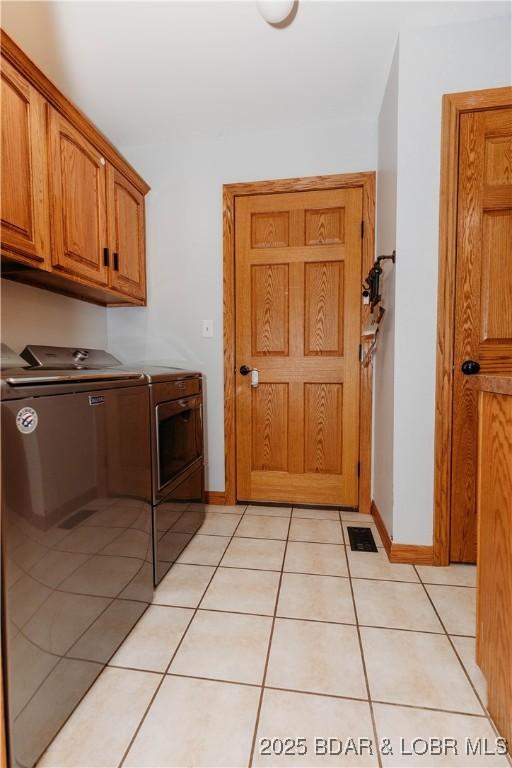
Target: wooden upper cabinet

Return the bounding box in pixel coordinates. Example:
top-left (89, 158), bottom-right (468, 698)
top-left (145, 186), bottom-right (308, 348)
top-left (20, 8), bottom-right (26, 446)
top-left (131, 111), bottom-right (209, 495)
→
top-left (0, 30), bottom-right (149, 306)
top-left (49, 108), bottom-right (109, 286)
top-left (107, 165), bottom-right (146, 300)
top-left (0, 56), bottom-right (50, 266)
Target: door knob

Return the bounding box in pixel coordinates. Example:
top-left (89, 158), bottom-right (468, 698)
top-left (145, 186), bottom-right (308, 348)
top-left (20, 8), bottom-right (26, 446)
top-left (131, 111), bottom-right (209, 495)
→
top-left (239, 365), bottom-right (251, 376)
top-left (461, 360), bottom-right (480, 375)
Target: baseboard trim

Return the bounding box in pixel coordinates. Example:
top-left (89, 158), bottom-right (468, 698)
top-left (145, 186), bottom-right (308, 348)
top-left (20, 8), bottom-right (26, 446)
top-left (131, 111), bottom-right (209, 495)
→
top-left (371, 500), bottom-right (435, 565)
top-left (370, 500), bottom-right (392, 555)
top-left (389, 544), bottom-right (434, 565)
top-left (205, 491), bottom-right (226, 505)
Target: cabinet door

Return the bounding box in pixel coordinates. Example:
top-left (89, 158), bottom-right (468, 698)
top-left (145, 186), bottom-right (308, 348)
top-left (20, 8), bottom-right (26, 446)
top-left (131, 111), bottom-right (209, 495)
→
top-left (49, 108), bottom-right (108, 286)
top-left (1, 56), bottom-right (50, 266)
top-left (107, 165), bottom-right (146, 300)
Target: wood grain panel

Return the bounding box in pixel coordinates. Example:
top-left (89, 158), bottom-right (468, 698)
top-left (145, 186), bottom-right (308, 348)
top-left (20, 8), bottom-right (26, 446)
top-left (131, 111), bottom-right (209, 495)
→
top-left (107, 164), bottom-right (146, 300)
top-left (450, 105), bottom-right (512, 563)
top-left (484, 136), bottom-right (512, 185)
top-left (249, 471), bottom-right (349, 505)
top-left (0, 55), bottom-right (50, 266)
top-left (450, 109), bottom-right (483, 563)
top-left (304, 383), bottom-right (342, 474)
top-left (205, 491), bottom-right (227, 505)
top-left (476, 390), bottom-right (512, 751)
top-left (304, 261), bottom-right (343, 356)
top-left (225, 172), bottom-right (375, 510)
top-left (1, 66), bottom-right (32, 237)
top-left (482, 185), bottom-right (512, 210)
top-left (480, 210), bottom-right (512, 342)
top-left (370, 499), bottom-right (392, 554)
top-left (224, 186), bottom-right (237, 504)
top-left (251, 211), bottom-right (289, 248)
top-left (434, 89), bottom-right (512, 567)
top-left (251, 264), bottom-right (289, 355)
top-left (246, 245), bottom-right (345, 264)
top-left (49, 108), bottom-right (108, 286)
top-left (390, 544), bottom-right (435, 565)
top-left (252, 383), bottom-right (288, 471)
top-left (305, 207), bottom-right (344, 245)
top-left (61, 137), bottom-right (101, 263)
top-left (434, 88), bottom-right (512, 567)
top-left (235, 186), bottom-right (361, 505)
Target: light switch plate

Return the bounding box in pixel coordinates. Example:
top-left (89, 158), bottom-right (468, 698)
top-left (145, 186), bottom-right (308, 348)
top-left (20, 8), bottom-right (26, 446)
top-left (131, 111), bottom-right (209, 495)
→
top-left (202, 320), bottom-right (213, 338)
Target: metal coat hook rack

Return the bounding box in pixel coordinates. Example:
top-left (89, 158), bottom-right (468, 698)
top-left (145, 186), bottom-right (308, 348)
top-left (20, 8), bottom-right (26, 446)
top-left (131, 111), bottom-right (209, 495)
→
top-left (362, 250), bottom-right (396, 310)
top-left (360, 251), bottom-right (396, 367)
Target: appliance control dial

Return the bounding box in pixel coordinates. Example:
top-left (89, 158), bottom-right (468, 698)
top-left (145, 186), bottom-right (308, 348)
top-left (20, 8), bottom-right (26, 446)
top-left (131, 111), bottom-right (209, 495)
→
top-left (73, 349), bottom-right (89, 365)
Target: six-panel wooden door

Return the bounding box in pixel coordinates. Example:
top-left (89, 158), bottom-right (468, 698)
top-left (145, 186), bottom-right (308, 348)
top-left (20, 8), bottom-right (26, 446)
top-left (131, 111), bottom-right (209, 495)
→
top-left (235, 187), bottom-right (363, 506)
top-left (451, 106), bottom-right (512, 562)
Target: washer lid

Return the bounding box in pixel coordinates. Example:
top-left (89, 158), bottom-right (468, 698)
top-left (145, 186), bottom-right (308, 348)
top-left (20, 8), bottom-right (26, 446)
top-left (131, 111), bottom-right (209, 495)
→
top-left (21, 345), bottom-right (122, 369)
top-left (5, 369), bottom-right (144, 386)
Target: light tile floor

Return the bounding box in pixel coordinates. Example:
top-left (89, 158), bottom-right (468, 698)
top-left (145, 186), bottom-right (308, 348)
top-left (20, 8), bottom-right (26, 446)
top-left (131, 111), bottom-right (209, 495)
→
top-left (38, 506), bottom-right (510, 768)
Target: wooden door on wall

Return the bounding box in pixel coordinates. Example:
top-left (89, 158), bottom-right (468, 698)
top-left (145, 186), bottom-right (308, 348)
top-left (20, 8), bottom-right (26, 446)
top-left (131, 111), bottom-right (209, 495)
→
top-left (0, 56), bottom-right (50, 266)
top-left (235, 188), bottom-right (363, 506)
top-left (49, 108), bottom-right (109, 286)
top-left (107, 165), bottom-right (146, 300)
top-left (451, 106), bottom-right (512, 562)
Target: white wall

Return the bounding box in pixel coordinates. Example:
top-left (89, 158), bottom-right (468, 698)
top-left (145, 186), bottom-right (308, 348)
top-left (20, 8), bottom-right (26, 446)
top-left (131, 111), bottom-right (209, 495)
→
top-left (108, 117), bottom-right (377, 491)
top-left (373, 45), bottom-right (399, 537)
top-left (1, 280), bottom-right (107, 354)
top-left (392, 15), bottom-right (511, 544)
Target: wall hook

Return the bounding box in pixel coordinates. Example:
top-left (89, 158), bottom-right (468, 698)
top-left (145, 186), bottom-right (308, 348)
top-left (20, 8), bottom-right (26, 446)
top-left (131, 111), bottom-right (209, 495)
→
top-left (362, 250), bottom-right (396, 309)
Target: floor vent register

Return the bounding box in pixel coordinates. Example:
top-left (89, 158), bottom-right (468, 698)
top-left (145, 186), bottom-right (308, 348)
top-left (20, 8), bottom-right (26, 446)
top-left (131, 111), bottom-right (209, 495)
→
top-left (347, 526), bottom-right (378, 552)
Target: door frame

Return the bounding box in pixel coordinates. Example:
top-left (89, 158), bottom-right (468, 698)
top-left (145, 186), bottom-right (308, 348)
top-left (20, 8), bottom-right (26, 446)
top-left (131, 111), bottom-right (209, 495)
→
top-left (223, 171), bottom-right (376, 509)
top-left (433, 86), bottom-right (512, 566)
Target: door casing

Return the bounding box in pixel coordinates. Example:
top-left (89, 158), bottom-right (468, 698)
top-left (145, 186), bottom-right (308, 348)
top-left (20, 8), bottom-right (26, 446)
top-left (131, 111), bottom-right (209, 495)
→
top-left (223, 172), bottom-right (376, 509)
top-left (433, 86), bottom-right (512, 566)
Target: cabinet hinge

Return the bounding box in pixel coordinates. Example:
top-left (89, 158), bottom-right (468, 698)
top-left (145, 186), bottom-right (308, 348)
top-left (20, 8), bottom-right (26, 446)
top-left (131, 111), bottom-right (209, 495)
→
top-left (361, 220), bottom-right (365, 238)
top-left (357, 461), bottom-right (361, 478)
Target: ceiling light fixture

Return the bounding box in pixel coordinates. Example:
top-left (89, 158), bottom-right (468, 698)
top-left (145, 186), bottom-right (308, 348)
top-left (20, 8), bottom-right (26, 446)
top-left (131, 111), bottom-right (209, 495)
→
top-left (256, 1), bottom-right (296, 26)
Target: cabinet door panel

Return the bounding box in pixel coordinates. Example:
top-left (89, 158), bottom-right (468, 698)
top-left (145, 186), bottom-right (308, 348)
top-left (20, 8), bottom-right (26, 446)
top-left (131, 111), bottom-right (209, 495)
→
top-left (107, 165), bottom-right (146, 300)
top-left (0, 56), bottom-right (50, 265)
top-left (49, 108), bottom-right (108, 286)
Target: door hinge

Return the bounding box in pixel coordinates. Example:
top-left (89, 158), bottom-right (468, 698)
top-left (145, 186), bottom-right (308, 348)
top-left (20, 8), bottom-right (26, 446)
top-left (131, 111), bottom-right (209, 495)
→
top-left (359, 343), bottom-right (363, 363)
top-left (361, 221), bottom-right (365, 239)
top-left (357, 461), bottom-right (361, 477)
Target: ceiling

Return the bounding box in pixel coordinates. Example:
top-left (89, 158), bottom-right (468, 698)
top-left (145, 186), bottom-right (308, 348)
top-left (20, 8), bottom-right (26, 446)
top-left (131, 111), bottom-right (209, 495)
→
top-left (2, 1), bottom-right (509, 147)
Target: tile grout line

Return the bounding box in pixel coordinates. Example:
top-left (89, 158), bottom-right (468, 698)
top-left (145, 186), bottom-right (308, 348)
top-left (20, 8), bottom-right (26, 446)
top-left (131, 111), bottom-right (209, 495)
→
top-left (116, 504), bottom-right (250, 767)
top-left (415, 565), bottom-right (512, 765)
top-left (342, 511), bottom-right (383, 768)
top-left (143, 600), bottom-right (476, 638)
top-left (412, 564), bottom-right (502, 736)
top-left (105, 666), bottom-right (500, 721)
top-left (132, 514), bottom-right (481, 767)
top-left (54, 502), bottom-right (489, 767)
top-left (247, 510), bottom-right (294, 768)
top-left (119, 516), bottom-right (484, 765)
